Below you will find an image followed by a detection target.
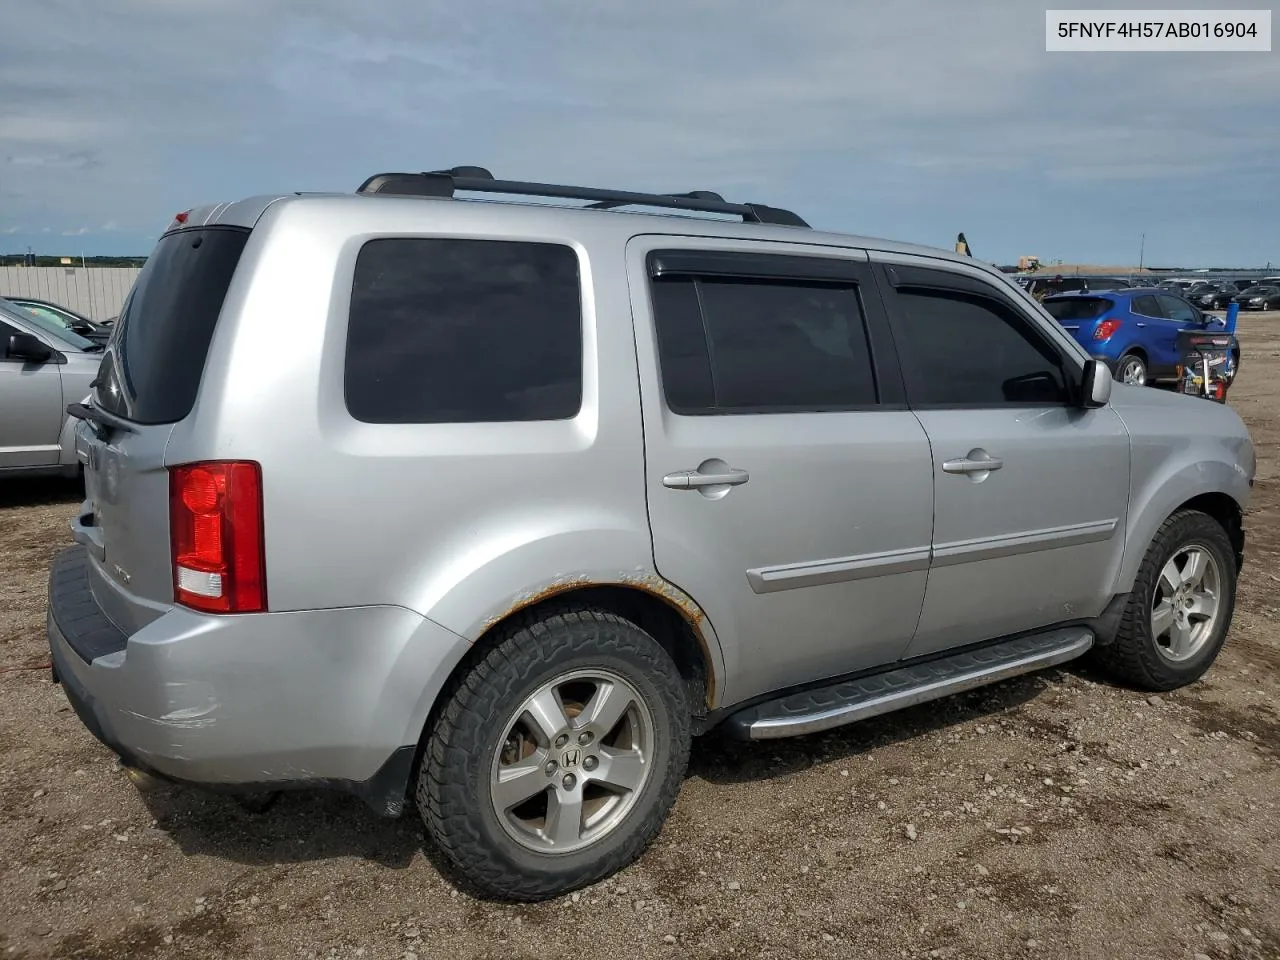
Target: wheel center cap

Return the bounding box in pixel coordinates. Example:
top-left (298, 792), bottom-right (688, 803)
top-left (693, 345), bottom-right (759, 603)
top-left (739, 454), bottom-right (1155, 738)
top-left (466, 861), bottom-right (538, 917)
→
top-left (560, 748), bottom-right (581, 769)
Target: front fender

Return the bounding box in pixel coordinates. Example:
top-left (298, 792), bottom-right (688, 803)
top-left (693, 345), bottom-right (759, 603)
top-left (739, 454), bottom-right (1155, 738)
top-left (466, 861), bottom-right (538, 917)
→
top-left (1116, 446), bottom-right (1251, 593)
top-left (58, 413), bottom-right (81, 468)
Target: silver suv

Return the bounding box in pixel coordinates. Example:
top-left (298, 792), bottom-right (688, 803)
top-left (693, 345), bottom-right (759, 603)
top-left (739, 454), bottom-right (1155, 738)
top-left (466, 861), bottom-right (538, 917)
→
top-left (48, 168), bottom-right (1254, 901)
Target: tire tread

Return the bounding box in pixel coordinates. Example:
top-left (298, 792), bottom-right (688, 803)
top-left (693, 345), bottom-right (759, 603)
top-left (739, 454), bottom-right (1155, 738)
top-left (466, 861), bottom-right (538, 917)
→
top-left (417, 604), bottom-right (691, 901)
top-left (1091, 509), bottom-right (1236, 691)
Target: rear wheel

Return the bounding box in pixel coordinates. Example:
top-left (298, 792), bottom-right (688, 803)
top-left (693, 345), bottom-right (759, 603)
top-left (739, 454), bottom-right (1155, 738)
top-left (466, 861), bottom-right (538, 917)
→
top-left (1091, 510), bottom-right (1236, 691)
top-left (418, 606), bottom-right (691, 901)
top-left (1116, 353), bottom-right (1147, 386)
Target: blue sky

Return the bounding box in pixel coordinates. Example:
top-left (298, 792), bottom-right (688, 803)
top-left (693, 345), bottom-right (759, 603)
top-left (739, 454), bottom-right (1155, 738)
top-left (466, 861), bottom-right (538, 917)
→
top-left (2, 0), bottom-right (1277, 265)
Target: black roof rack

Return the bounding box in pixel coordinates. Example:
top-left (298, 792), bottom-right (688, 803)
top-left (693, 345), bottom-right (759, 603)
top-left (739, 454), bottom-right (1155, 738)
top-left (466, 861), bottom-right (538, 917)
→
top-left (355, 167), bottom-right (810, 228)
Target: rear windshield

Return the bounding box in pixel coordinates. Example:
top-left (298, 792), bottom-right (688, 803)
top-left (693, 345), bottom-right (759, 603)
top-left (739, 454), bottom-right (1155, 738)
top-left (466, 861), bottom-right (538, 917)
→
top-left (1043, 297), bottom-right (1112, 321)
top-left (95, 226), bottom-right (249, 424)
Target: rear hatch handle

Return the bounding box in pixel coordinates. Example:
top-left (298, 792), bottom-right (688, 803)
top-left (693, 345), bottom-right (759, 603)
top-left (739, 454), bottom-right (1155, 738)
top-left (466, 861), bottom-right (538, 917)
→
top-left (67, 401), bottom-right (136, 439)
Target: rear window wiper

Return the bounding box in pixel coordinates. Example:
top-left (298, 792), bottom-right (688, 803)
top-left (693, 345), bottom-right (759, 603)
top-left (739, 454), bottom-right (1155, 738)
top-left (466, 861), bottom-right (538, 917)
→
top-left (67, 401), bottom-right (136, 437)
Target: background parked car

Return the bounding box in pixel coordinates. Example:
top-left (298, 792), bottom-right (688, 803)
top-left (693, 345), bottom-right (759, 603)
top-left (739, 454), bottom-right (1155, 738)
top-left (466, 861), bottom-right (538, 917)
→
top-left (5, 297), bottom-right (113, 344)
top-left (0, 297), bottom-right (100, 477)
top-left (1189, 281), bottom-right (1240, 309)
top-left (1022, 275), bottom-right (1130, 299)
top-left (1042, 287), bottom-right (1229, 386)
top-left (1233, 285), bottom-right (1280, 310)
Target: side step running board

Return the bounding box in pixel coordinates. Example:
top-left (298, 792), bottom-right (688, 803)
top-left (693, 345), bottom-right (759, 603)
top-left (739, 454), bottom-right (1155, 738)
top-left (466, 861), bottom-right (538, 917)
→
top-left (724, 627), bottom-right (1094, 740)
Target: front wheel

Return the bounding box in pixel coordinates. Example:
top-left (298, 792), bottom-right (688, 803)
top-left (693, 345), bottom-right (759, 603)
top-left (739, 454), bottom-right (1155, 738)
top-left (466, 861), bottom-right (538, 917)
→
top-left (1091, 509), bottom-right (1237, 691)
top-left (418, 606), bottom-right (691, 901)
top-left (1115, 353), bottom-right (1147, 386)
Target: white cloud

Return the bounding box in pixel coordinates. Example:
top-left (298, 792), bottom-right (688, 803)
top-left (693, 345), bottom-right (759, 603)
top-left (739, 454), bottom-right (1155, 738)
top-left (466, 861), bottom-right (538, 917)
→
top-left (61, 226), bottom-right (90, 236)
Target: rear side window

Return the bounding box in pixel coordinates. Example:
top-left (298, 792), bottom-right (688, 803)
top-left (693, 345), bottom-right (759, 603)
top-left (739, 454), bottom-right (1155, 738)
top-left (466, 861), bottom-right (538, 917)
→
top-left (1043, 297), bottom-right (1113, 321)
top-left (97, 227), bottom-right (250, 423)
top-left (1133, 295), bottom-right (1164, 318)
top-left (345, 238), bottom-right (582, 424)
top-left (651, 275), bottom-right (878, 414)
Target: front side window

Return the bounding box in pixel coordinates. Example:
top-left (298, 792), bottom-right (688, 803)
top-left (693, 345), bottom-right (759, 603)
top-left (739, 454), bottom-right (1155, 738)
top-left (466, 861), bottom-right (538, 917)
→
top-left (1157, 295), bottom-right (1198, 323)
top-left (345, 238), bottom-right (582, 424)
top-left (651, 272), bottom-right (877, 414)
top-left (891, 286), bottom-right (1069, 406)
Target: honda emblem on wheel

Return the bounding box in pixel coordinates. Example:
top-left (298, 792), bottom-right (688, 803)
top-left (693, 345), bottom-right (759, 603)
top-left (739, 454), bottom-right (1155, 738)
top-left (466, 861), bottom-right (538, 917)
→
top-left (560, 748), bottom-right (581, 768)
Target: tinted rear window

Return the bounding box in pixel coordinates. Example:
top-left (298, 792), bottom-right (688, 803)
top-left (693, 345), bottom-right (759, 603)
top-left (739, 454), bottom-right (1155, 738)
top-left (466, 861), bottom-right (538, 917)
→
top-left (96, 227), bottom-right (249, 423)
top-left (1043, 297), bottom-right (1112, 321)
top-left (651, 275), bottom-right (878, 413)
top-left (345, 238), bottom-right (582, 424)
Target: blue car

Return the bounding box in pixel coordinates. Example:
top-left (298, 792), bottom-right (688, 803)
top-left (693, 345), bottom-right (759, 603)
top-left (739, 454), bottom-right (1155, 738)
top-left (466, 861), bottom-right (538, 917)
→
top-left (1041, 288), bottom-right (1229, 386)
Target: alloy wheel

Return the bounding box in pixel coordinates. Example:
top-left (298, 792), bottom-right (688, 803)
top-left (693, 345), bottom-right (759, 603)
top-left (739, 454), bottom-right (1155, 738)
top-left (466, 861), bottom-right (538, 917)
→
top-left (1150, 544), bottom-right (1221, 662)
top-left (490, 669), bottom-right (655, 855)
top-left (1119, 357), bottom-right (1146, 385)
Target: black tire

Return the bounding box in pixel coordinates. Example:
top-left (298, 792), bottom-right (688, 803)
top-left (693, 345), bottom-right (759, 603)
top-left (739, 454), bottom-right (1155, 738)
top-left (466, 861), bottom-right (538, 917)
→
top-left (1091, 509), bottom-right (1236, 691)
top-left (1116, 352), bottom-right (1147, 386)
top-left (417, 606), bottom-right (691, 901)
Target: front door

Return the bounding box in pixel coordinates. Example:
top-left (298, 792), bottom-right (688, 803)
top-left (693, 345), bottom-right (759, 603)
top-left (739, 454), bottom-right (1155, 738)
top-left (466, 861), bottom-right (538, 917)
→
top-left (873, 257), bottom-right (1130, 659)
top-left (1152, 293), bottom-right (1204, 375)
top-left (0, 317), bottom-right (64, 469)
top-left (628, 239), bottom-right (935, 707)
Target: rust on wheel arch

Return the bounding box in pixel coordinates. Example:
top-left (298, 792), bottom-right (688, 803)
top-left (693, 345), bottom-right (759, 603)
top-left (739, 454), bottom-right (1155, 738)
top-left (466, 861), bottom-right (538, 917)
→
top-left (480, 573), bottom-right (719, 707)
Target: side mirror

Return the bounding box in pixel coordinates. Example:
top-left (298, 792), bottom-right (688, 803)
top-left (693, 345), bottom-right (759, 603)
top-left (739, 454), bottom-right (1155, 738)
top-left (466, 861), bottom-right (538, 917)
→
top-left (1080, 360), bottom-right (1112, 407)
top-left (7, 332), bottom-right (54, 364)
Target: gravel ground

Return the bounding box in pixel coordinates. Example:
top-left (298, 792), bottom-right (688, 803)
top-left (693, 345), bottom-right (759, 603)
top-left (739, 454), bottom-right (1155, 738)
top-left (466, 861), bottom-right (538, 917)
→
top-left (2, 315), bottom-right (1278, 960)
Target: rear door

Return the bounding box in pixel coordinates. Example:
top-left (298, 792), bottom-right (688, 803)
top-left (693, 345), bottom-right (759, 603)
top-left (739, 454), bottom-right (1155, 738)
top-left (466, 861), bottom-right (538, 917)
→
top-left (873, 256), bottom-right (1130, 659)
top-left (77, 226), bottom-right (250, 633)
top-left (628, 238), bottom-right (935, 706)
top-left (0, 314), bottom-right (64, 469)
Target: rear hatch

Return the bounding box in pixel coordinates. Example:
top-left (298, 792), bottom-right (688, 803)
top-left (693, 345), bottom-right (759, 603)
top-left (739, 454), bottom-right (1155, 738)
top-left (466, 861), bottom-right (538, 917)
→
top-left (1041, 295), bottom-right (1114, 345)
top-left (76, 225), bottom-right (250, 633)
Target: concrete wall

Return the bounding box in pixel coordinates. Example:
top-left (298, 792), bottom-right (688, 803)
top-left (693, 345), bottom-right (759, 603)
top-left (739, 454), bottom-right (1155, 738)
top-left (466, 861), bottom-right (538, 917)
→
top-left (0, 267), bottom-right (141, 322)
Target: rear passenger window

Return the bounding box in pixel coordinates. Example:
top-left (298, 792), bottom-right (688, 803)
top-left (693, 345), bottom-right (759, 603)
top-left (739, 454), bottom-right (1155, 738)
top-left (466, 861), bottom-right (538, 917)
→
top-left (651, 276), bottom-right (877, 414)
top-left (345, 238), bottom-right (582, 424)
top-left (1133, 296), bottom-right (1163, 318)
top-left (892, 288), bottom-right (1069, 406)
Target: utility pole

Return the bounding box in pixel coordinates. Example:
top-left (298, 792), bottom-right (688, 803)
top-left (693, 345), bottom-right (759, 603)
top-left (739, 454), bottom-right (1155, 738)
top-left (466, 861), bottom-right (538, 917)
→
top-left (1139, 233), bottom-right (1145, 272)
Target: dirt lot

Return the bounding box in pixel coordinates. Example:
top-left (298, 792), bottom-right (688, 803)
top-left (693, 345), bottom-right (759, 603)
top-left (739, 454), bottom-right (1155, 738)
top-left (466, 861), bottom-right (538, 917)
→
top-left (3, 318), bottom-right (1279, 960)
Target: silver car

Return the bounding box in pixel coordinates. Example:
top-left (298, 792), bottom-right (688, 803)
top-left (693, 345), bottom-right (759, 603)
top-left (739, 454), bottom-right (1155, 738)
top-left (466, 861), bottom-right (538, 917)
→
top-left (47, 168), bottom-right (1254, 901)
top-left (0, 296), bottom-right (100, 478)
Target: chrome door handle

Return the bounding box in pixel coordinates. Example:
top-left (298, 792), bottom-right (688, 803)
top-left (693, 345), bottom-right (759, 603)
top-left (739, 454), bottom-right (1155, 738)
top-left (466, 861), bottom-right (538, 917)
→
top-left (942, 456), bottom-right (1003, 475)
top-left (663, 466), bottom-right (750, 489)
top-left (1136, 322), bottom-right (1146, 327)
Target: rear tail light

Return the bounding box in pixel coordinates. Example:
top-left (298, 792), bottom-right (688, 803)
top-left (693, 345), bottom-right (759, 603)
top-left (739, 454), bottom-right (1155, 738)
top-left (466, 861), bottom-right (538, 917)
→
top-left (169, 461), bottom-right (266, 613)
top-left (1094, 318), bottom-right (1123, 341)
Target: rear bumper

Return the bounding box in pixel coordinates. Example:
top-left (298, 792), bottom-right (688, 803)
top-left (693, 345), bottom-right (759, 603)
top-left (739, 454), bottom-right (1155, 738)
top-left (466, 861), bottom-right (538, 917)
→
top-left (47, 546), bottom-right (471, 815)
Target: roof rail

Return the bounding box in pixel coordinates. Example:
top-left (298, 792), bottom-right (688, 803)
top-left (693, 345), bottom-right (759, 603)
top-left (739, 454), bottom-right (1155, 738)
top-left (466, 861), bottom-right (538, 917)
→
top-left (355, 167), bottom-right (810, 228)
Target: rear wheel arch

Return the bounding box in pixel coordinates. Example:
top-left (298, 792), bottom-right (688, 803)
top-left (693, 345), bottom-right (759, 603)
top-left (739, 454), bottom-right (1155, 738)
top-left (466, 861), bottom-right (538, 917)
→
top-left (433, 584), bottom-right (719, 733)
